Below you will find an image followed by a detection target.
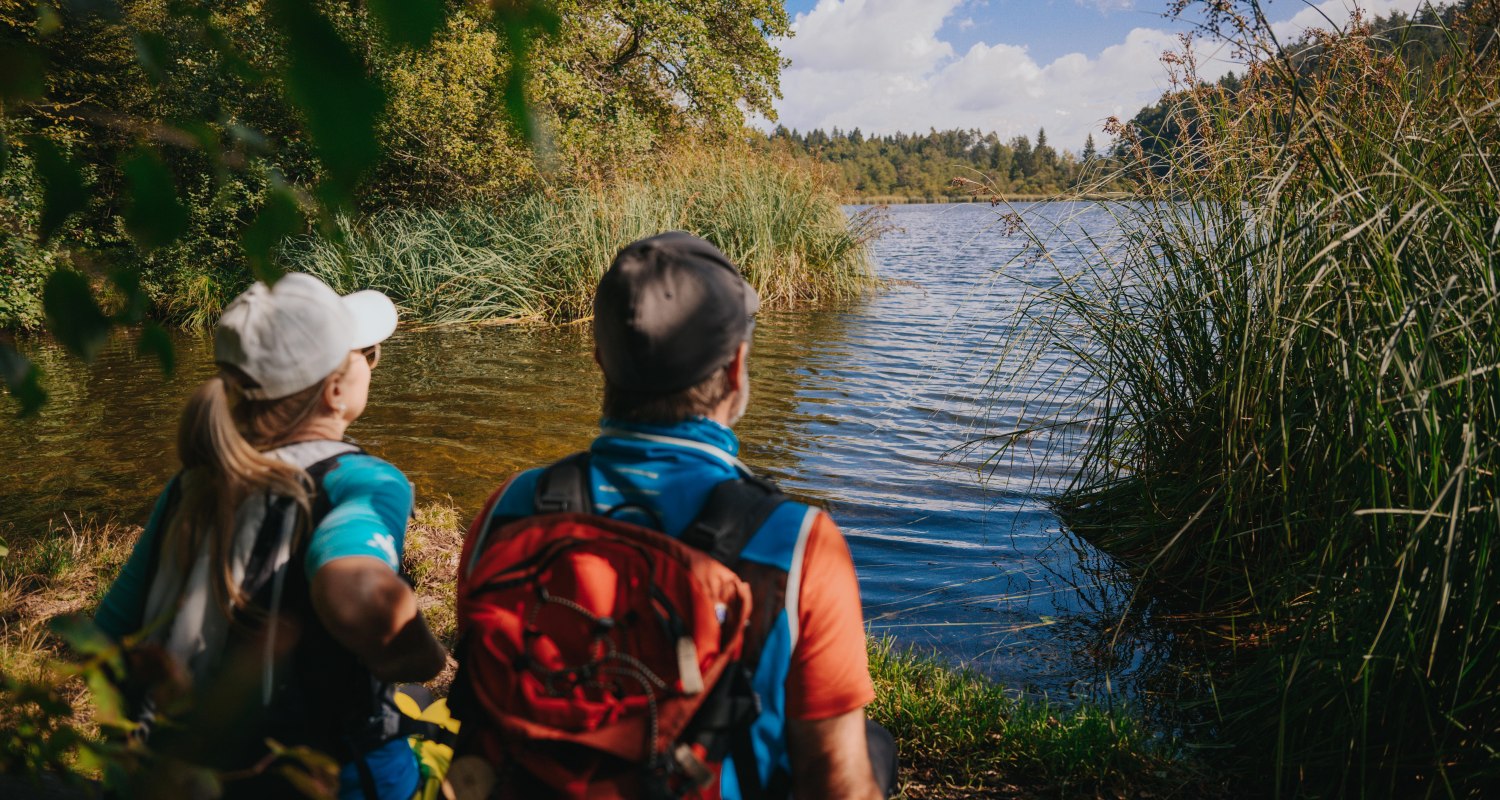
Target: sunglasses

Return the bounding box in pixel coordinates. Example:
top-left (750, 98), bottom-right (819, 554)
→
top-left (359, 344), bottom-right (381, 370)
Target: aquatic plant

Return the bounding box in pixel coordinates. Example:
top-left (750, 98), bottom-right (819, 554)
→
top-left (994, 2), bottom-right (1500, 794)
top-left (283, 148), bottom-right (881, 325)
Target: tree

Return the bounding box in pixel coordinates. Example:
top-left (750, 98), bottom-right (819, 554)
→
top-left (1, 0), bottom-right (795, 416)
top-left (1082, 133), bottom-right (1098, 162)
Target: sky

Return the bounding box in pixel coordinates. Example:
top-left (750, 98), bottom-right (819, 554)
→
top-left (767, 0), bottom-right (1438, 151)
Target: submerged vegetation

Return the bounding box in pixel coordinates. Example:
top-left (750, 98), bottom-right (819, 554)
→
top-left (1000, 0), bottom-right (1500, 794)
top-left (285, 150), bottom-right (879, 326)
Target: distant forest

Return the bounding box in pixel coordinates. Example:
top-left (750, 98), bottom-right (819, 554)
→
top-left (757, 126), bottom-right (1127, 201)
top-left (763, 2), bottom-right (1494, 202)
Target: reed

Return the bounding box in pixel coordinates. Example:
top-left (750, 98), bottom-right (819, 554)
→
top-left (996, 4), bottom-right (1500, 794)
top-left (284, 148), bottom-right (880, 325)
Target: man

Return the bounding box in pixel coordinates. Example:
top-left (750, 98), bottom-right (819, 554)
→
top-left (461, 232), bottom-right (895, 799)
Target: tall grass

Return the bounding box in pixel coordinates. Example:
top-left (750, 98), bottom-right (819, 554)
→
top-left (997, 4), bottom-right (1500, 795)
top-left (284, 149), bottom-right (880, 325)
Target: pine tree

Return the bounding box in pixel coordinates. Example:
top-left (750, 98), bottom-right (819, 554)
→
top-left (1082, 133), bottom-right (1098, 162)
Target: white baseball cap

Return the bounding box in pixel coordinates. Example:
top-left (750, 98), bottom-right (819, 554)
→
top-left (213, 273), bottom-right (398, 400)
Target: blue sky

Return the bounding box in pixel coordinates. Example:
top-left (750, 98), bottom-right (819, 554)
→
top-left (769, 1), bottom-right (1434, 150)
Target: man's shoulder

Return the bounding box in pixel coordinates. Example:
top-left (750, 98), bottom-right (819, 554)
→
top-left (490, 466), bottom-right (546, 518)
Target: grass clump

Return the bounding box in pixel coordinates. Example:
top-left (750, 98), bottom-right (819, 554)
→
top-left (867, 638), bottom-right (1199, 799)
top-left (284, 148), bottom-right (881, 325)
top-left (998, 3), bottom-right (1500, 794)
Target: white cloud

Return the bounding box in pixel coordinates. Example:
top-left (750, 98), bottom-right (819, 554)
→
top-left (771, 0), bottom-right (1210, 151)
top-left (779, 0), bottom-right (963, 75)
top-left (766, 0), bottom-right (1425, 152)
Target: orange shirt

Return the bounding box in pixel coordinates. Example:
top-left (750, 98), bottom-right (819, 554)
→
top-left (786, 511), bottom-right (875, 720)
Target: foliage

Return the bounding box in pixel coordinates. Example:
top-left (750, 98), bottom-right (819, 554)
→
top-left (866, 638), bottom-right (1203, 798)
top-left (998, 0), bottom-right (1500, 793)
top-left (760, 126), bottom-right (1128, 201)
top-left (0, 0), bottom-right (807, 416)
top-left (285, 148), bottom-right (879, 324)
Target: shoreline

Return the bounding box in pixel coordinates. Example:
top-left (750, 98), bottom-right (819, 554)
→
top-left (0, 505), bottom-right (1212, 798)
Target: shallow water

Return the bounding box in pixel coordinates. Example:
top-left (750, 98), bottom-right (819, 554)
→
top-left (1, 202), bottom-right (1172, 701)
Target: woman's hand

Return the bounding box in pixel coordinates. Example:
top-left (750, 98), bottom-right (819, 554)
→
top-left (310, 556), bottom-right (448, 683)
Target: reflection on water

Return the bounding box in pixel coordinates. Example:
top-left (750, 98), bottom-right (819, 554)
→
top-left (1, 203), bottom-right (1185, 703)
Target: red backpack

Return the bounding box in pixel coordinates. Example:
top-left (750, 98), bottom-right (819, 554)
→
top-left (450, 453), bottom-right (789, 800)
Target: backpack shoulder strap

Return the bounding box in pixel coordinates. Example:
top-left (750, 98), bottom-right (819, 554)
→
top-left (679, 474), bottom-right (787, 567)
top-left (533, 452), bottom-right (593, 514)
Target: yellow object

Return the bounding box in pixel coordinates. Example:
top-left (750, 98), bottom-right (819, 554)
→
top-left (395, 693), bottom-right (461, 800)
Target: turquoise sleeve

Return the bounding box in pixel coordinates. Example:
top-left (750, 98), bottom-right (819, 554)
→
top-left (304, 455), bottom-right (414, 575)
top-left (95, 479), bottom-right (178, 639)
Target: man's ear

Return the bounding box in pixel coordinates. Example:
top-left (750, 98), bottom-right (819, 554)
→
top-left (724, 341), bottom-right (750, 391)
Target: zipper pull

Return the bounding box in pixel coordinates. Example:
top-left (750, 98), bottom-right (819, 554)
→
top-left (676, 636), bottom-right (704, 695)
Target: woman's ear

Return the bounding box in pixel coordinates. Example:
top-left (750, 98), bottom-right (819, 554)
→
top-left (323, 370), bottom-right (346, 415)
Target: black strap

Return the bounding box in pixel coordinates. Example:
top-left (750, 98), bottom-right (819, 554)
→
top-left (679, 475), bottom-right (786, 567)
top-left (534, 452), bottom-right (594, 514)
top-left (731, 718), bottom-right (769, 800)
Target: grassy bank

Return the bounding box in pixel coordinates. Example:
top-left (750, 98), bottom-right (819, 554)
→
top-left (278, 150), bottom-right (881, 327)
top-left (0, 507), bottom-right (1199, 797)
top-left (998, 6), bottom-right (1500, 795)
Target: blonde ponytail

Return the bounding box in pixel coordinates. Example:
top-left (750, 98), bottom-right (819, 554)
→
top-left (167, 374), bottom-right (325, 618)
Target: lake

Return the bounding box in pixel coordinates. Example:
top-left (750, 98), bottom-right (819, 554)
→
top-left (1, 202), bottom-right (1178, 703)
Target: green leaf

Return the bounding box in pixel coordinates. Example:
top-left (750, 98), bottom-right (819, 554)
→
top-left (268, 0), bottom-right (385, 204)
top-left (132, 31), bottom-right (173, 83)
top-left (109, 267), bottom-right (149, 324)
top-left (43, 270), bottom-right (113, 362)
top-left (494, 1), bottom-right (560, 141)
top-left (85, 666), bottom-right (127, 726)
top-left (27, 137), bottom-right (89, 241)
top-left (138, 322), bottom-right (175, 376)
top-left (0, 41), bottom-right (46, 102)
top-left (0, 126), bottom-right (9, 178)
top-left (366, 0), bottom-right (447, 50)
top-left (0, 343), bottom-right (46, 417)
top-left (242, 187), bottom-right (304, 284)
top-left (121, 148), bottom-right (189, 249)
top-left (49, 615), bottom-right (116, 658)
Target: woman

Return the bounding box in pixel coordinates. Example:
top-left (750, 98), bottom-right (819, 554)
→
top-left (96, 273), bottom-right (448, 799)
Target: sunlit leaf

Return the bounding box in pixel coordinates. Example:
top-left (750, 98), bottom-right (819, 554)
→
top-left (268, 0), bottom-right (384, 204)
top-left (132, 31), bottom-right (173, 83)
top-left (50, 615), bottom-right (116, 658)
top-left (242, 187), bottom-right (304, 284)
top-left (36, 4), bottom-right (64, 35)
top-left (366, 0), bottom-right (447, 50)
top-left (0, 343), bottom-right (47, 417)
top-left (43, 270), bottom-right (113, 362)
top-left (85, 667), bottom-right (127, 726)
top-left (27, 137), bottom-right (89, 241)
top-left (138, 322), bottom-right (175, 375)
top-left (122, 148), bottom-right (189, 249)
top-left (0, 41), bottom-right (46, 101)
